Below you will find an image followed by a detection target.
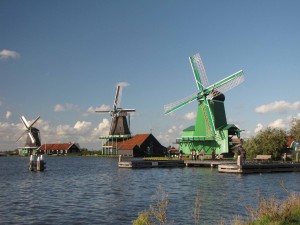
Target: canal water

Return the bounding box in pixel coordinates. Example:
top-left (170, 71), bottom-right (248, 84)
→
top-left (1, 156), bottom-right (300, 225)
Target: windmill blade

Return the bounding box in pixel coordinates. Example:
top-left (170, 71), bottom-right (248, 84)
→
top-left (95, 110), bottom-right (112, 113)
top-left (29, 116), bottom-right (40, 128)
top-left (28, 132), bottom-right (36, 143)
top-left (16, 130), bottom-right (28, 142)
top-left (206, 70), bottom-right (245, 99)
top-left (113, 86), bottom-right (121, 111)
top-left (120, 109), bottom-right (136, 112)
top-left (164, 92), bottom-right (199, 115)
top-left (189, 53), bottom-right (209, 91)
top-left (21, 116), bottom-right (30, 129)
top-left (201, 100), bottom-right (215, 136)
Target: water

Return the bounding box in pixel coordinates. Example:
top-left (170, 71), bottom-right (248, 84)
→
top-left (1, 156), bottom-right (300, 225)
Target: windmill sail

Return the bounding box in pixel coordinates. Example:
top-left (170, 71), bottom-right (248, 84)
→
top-left (164, 92), bottom-right (198, 115)
top-left (189, 53), bottom-right (209, 91)
top-left (164, 53), bottom-right (244, 137)
top-left (17, 115), bottom-right (41, 148)
top-left (114, 85), bottom-right (121, 111)
top-left (207, 70), bottom-right (245, 99)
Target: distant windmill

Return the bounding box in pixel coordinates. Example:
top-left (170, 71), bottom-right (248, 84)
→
top-left (164, 53), bottom-right (245, 155)
top-left (96, 85), bottom-right (135, 136)
top-left (16, 115), bottom-right (41, 154)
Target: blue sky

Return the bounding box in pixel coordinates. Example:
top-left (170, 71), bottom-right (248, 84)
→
top-left (1, 0), bottom-right (300, 150)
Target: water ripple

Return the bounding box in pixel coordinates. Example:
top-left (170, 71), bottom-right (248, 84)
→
top-left (1, 157), bottom-right (300, 224)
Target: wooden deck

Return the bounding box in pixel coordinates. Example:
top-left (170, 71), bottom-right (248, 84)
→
top-left (118, 155), bottom-right (300, 173)
top-left (184, 160), bottom-right (235, 168)
top-left (119, 159), bottom-right (185, 168)
top-left (218, 162), bottom-right (300, 174)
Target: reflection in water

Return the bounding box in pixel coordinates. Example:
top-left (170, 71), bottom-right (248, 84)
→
top-left (0, 157), bottom-right (300, 224)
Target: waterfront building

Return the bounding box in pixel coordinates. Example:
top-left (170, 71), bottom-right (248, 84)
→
top-left (38, 143), bottom-right (81, 155)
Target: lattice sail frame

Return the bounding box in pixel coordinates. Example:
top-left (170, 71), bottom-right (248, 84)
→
top-left (190, 53), bottom-right (209, 90)
top-left (164, 92), bottom-right (198, 113)
top-left (164, 53), bottom-right (245, 115)
top-left (201, 102), bottom-right (213, 137)
top-left (208, 71), bottom-right (245, 99)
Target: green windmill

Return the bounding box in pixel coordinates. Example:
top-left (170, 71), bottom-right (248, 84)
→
top-left (164, 53), bottom-right (245, 156)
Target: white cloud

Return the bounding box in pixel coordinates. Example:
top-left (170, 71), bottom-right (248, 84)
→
top-left (74, 121), bottom-right (92, 131)
top-left (54, 104), bottom-right (65, 112)
top-left (156, 124), bottom-right (184, 147)
top-left (56, 124), bottom-right (74, 135)
top-left (167, 125), bottom-right (178, 134)
top-left (0, 49), bottom-right (20, 60)
top-left (66, 103), bottom-right (79, 111)
top-left (95, 118), bottom-right (110, 131)
top-left (5, 111), bottom-right (12, 119)
top-left (184, 111), bottom-right (196, 121)
top-left (255, 100), bottom-right (300, 114)
top-left (88, 104), bottom-right (111, 113)
top-left (268, 119), bottom-right (286, 129)
top-left (254, 123), bottom-right (264, 133)
top-left (93, 118), bottom-right (110, 136)
top-left (54, 103), bottom-right (79, 112)
top-left (168, 128), bottom-right (174, 134)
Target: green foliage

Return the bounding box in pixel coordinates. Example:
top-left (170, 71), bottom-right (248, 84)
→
top-left (290, 118), bottom-right (300, 142)
top-left (132, 186), bottom-right (170, 225)
top-left (134, 187), bottom-right (300, 225)
top-left (244, 128), bottom-right (287, 159)
top-left (246, 193), bottom-right (300, 225)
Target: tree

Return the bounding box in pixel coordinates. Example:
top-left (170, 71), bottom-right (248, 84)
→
top-left (244, 127), bottom-right (287, 159)
top-left (290, 118), bottom-right (300, 142)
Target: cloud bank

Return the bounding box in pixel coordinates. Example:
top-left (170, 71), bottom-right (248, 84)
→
top-left (256, 100), bottom-right (300, 114)
top-left (0, 49), bottom-right (20, 60)
top-left (54, 103), bottom-right (79, 112)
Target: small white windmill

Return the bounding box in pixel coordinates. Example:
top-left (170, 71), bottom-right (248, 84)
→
top-left (17, 115), bottom-right (41, 150)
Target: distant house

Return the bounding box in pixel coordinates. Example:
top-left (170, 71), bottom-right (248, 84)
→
top-left (118, 133), bottom-right (167, 157)
top-left (38, 143), bottom-right (81, 155)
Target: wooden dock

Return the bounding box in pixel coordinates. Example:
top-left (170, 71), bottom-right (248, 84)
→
top-left (118, 158), bottom-right (185, 168)
top-left (218, 162), bottom-right (300, 174)
top-left (118, 155), bottom-right (300, 173)
top-left (184, 160), bottom-right (235, 168)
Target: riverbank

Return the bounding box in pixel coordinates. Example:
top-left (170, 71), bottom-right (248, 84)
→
top-left (133, 188), bottom-right (300, 225)
top-left (237, 192), bottom-right (300, 225)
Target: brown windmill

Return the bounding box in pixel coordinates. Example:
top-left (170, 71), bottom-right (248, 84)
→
top-left (96, 85), bottom-right (135, 136)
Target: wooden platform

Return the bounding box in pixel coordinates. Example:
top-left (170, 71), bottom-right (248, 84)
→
top-left (184, 160), bottom-right (235, 168)
top-left (118, 155), bottom-right (300, 174)
top-left (119, 159), bottom-right (185, 168)
top-left (218, 162), bottom-right (300, 174)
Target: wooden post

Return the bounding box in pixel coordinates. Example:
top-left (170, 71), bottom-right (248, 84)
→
top-left (119, 155), bottom-right (122, 163)
top-left (37, 156), bottom-right (41, 171)
top-left (237, 155), bottom-right (242, 171)
top-left (296, 153), bottom-right (299, 163)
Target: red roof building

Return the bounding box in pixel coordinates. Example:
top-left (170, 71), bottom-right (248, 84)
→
top-left (117, 133), bottom-right (167, 157)
top-left (38, 143), bottom-right (81, 155)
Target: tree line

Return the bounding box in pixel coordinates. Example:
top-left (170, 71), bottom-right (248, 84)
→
top-left (243, 118), bottom-right (300, 160)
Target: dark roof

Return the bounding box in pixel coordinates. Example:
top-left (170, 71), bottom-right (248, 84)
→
top-left (38, 143), bottom-right (78, 151)
top-left (222, 124), bottom-right (239, 130)
top-left (183, 126), bottom-right (195, 131)
top-left (118, 134), bottom-right (151, 150)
